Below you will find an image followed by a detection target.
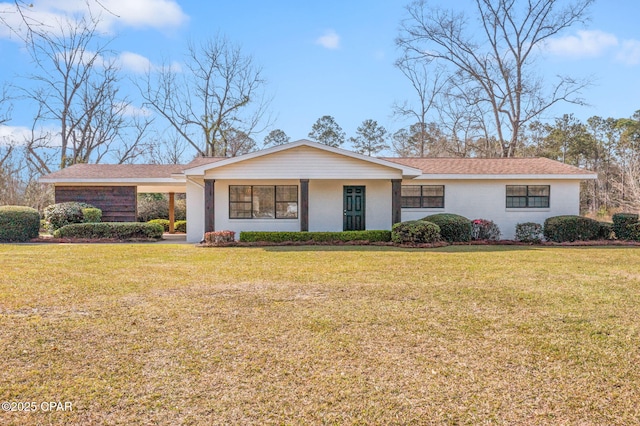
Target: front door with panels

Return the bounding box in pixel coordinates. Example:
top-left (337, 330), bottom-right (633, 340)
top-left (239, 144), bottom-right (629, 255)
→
top-left (343, 186), bottom-right (365, 231)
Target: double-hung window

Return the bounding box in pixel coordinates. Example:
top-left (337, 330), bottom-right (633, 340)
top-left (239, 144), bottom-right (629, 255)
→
top-left (229, 185), bottom-right (298, 219)
top-left (401, 185), bottom-right (445, 208)
top-left (506, 185), bottom-right (550, 208)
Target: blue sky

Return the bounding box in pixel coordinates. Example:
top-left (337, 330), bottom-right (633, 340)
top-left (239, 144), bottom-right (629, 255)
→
top-left (1, 0), bottom-right (639, 156)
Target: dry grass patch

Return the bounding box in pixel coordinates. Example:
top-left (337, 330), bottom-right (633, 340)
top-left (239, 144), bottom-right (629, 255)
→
top-left (1, 244), bottom-right (639, 424)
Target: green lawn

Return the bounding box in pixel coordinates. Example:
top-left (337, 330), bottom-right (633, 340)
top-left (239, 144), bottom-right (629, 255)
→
top-left (1, 244), bottom-right (639, 425)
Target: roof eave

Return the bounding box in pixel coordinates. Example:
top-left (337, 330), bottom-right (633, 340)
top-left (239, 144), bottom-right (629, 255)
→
top-left (39, 178), bottom-right (184, 184)
top-left (410, 173), bottom-right (598, 180)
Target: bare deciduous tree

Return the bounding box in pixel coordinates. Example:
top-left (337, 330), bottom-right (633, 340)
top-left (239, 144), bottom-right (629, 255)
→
top-left (393, 55), bottom-right (446, 157)
top-left (139, 35), bottom-right (271, 157)
top-left (15, 7), bottom-right (150, 171)
top-left (398, 0), bottom-right (593, 157)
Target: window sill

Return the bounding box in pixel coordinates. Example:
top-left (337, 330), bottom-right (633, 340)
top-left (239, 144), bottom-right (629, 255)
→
top-left (505, 208), bottom-right (550, 212)
top-left (229, 218), bottom-right (299, 221)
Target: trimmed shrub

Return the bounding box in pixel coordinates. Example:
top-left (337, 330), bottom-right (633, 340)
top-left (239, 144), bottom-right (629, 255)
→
top-left (421, 213), bottom-right (472, 242)
top-left (543, 215), bottom-right (602, 242)
top-left (597, 222), bottom-right (614, 240)
top-left (612, 213), bottom-right (639, 240)
top-left (148, 218), bottom-right (170, 232)
top-left (471, 219), bottom-right (501, 241)
top-left (391, 220), bottom-right (440, 244)
top-left (0, 206), bottom-right (40, 242)
top-left (204, 230), bottom-right (235, 245)
top-left (628, 223), bottom-right (640, 241)
top-left (515, 222), bottom-right (543, 243)
top-left (44, 201), bottom-right (96, 232)
top-left (175, 220), bottom-right (187, 233)
top-left (239, 230), bottom-right (392, 243)
top-left (53, 222), bottom-right (164, 240)
top-left (82, 207), bottom-right (102, 223)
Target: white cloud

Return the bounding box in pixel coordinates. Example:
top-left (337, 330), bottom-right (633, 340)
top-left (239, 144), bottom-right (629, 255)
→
top-left (616, 39), bottom-right (640, 65)
top-left (316, 29), bottom-right (340, 50)
top-left (118, 51), bottom-right (152, 73)
top-left (0, 124), bottom-right (58, 146)
top-left (0, 0), bottom-right (188, 40)
top-left (95, 0), bottom-right (188, 30)
top-left (544, 30), bottom-right (618, 58)
top-left (0, 125), bottom-right (32, 143)
top-left (114, 102), bottom-right (153, 117)
top-left (117, 51), bottom-right (182, 74)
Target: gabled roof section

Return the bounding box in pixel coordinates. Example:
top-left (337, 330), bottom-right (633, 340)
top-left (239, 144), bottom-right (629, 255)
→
top-left (383, 157), bottom-right (597, 180)
top-left (181, 139), bottom-right (423, 178)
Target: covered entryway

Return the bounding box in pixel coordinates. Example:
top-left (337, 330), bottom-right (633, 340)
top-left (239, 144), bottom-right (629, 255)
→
top-left (343, 186), bottom-right (365, 231)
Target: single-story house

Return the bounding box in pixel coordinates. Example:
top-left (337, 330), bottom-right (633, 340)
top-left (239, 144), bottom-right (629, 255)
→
top-left (40, 139), bottom-right (597, 242)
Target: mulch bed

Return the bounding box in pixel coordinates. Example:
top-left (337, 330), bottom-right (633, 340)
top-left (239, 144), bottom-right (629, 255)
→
top-left (198, 239), bottom-right (640, 248)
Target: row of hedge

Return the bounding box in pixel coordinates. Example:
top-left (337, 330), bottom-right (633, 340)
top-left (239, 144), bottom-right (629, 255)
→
top-left (542, 213), bottom-right (639, 242)
top-left (53, 222), bottom-right (164, 240)
top-left (147, 219), bottom-right (187, 233)
top-left (239, 230), bottom-right (392, 243)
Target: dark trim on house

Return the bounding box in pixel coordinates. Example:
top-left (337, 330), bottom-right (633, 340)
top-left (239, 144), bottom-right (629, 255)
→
top-left (391, 179), bottom-right (402, 226)
top-left (204, 179), bottom-right (215, 233)
top-left (54, 185), bottom-right (137, 222)
top-left (300, 179), bottom-right (309, 231)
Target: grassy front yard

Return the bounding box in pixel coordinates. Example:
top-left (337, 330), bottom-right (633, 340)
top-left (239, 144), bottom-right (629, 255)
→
top-left (1, 244), bottom-right (639, 425)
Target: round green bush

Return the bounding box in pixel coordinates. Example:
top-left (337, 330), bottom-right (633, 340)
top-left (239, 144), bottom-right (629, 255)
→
top-left (175, 220), bottom-right (187, 233)
top-left (148, 218), bottom-right (170, 232)
top-left (421, 213), bottom-right (472, 242)
top-left (514, 222), bottom-right (543, 243)
top-left (543, 215), bottom-right (601, 242)
top-left (612, 213), bottom-right (639, 240)
top-left (81, 207), bottom-right (102, 223)
top-left (0, 205), bottom-right (40, 242)
top-left (628, 222), bottom-right (640, 241)
top-left (44, 202), bottom-right (97, 232)
top-left (391, 220), bottom-right (440, 244)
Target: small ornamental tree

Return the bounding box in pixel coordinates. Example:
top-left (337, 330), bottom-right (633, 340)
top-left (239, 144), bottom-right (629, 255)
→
top-left (515, 222), bottom-right (543, 243)
top-left (471, 219), bottom-right (501, 241)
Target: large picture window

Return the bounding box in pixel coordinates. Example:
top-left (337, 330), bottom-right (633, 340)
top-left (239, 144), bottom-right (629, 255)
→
top-left (229, 185), bottom-right (298, 219)
top-left (401, 185), bottom-right (444, 208)
top-left (506, 185), bottom-right (550, 208)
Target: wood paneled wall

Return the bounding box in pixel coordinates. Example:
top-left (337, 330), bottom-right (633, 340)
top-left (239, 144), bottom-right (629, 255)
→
top-left (55, 186), bottom-right (137, 222)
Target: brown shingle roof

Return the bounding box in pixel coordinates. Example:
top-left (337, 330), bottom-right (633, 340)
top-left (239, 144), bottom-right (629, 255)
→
top-left (41, 164), bottom-right (187, 180)
top-left (382, 157), bottom-right (594, 175)
top-left (40, 157), bottom-right (227, 180)
top-left (40, 155), bottom-right (594, 181)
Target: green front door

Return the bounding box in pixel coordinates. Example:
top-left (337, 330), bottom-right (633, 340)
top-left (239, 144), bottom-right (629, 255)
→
top-left (343, 186), bottom-right (365, 231)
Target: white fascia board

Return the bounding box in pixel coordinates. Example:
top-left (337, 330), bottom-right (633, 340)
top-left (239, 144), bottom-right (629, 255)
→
top-left (181, 139), bottom-right (423, 178)
top-left (409, 173), bottom-right (598, 180)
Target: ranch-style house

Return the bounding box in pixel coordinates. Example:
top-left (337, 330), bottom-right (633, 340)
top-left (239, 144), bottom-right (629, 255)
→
top-left (40, 139), bottom-right (597, 242)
